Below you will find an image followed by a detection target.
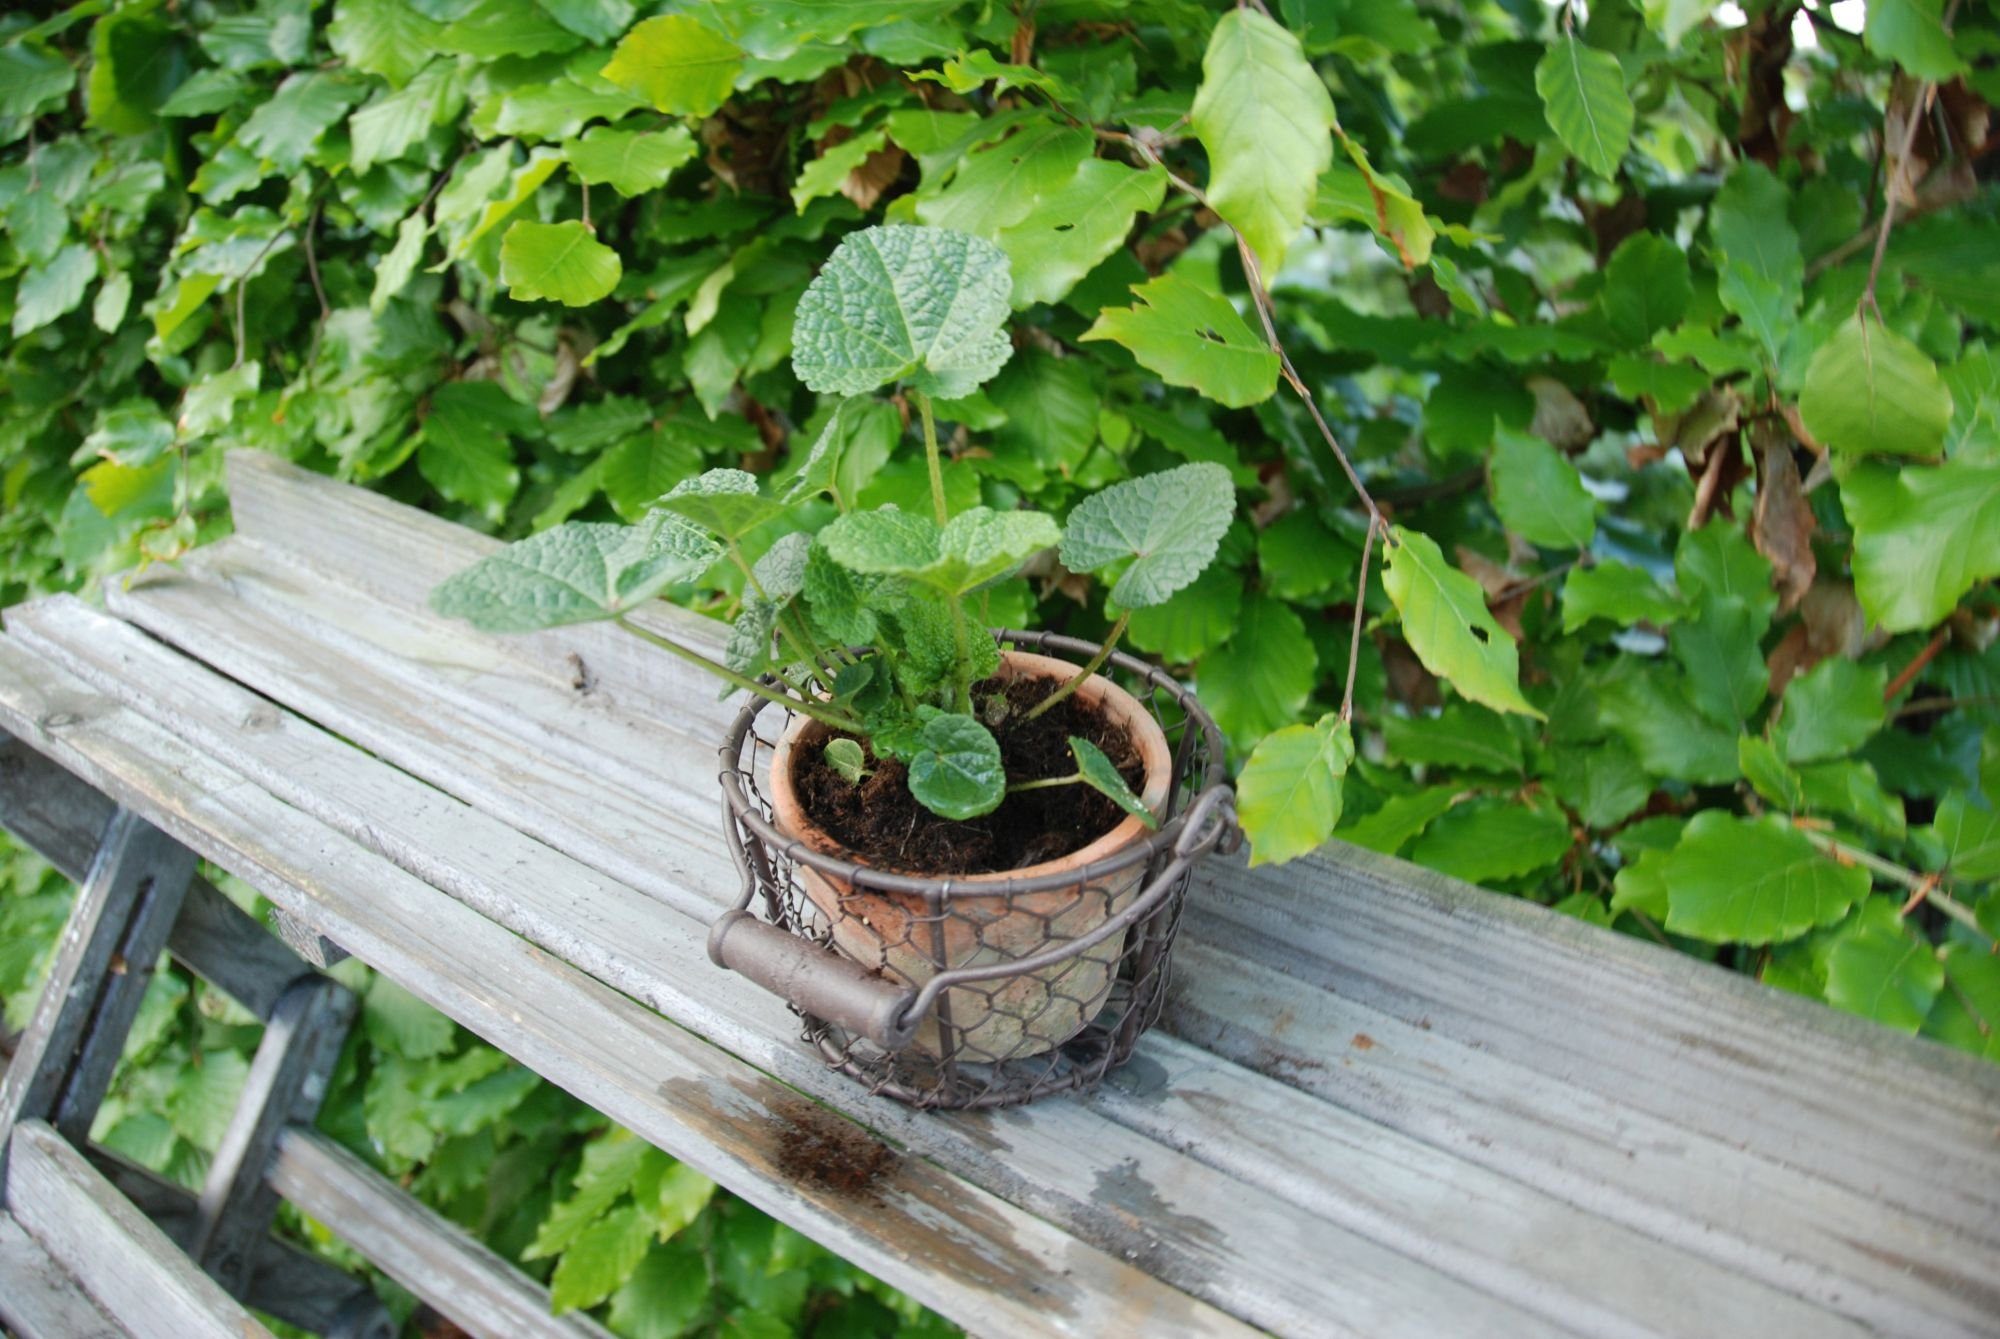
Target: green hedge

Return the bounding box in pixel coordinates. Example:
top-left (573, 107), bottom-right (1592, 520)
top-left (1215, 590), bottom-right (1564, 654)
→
top-left (3, 0), bottom-right (1999, 1332)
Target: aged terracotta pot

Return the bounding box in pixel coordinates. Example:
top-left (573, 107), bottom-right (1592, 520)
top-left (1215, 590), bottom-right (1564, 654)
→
top-left (768, 650), bottom-right (1173, 1061)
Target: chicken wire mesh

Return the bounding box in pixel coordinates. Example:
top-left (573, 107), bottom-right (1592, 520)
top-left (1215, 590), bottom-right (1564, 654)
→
top-left (711, 628), bottom-right (1237, 1109)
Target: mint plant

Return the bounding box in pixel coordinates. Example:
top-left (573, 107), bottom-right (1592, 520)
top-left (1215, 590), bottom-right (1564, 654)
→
top-left (434, 223), bottom-right (1236, 833)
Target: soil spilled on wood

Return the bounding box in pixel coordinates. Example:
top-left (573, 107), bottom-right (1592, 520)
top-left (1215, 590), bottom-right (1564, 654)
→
top-left (794, 675), bottom-right (1144, 875)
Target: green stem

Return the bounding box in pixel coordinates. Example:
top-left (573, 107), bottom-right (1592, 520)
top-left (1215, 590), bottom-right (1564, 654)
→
top-left (1008, 773), bottom-right (1082, 793)
top-left (948, 601), bottom-right (974, 715)
top-left (728, 538), bottom-right (841, 686)
top-left (1025, 611), bottom-right (1129, 721)
top-left (913, 389), bottom-right (948, 527)
top-left (1794, 824), bottom-right (1991, 939)
top-left (616, 619), bottom-right (864, 733)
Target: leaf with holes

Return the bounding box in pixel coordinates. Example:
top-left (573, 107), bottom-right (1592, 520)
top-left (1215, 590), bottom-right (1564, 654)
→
top-left (1381, 526), bottom-right (1541, 719)
top-left (1079, 273), bottom-right (1278, 409)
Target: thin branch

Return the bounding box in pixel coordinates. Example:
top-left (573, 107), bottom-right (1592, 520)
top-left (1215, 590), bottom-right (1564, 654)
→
top-left (1794, 822), bottom-right (1990, 940)
top-left (1859, 0), bottom-right (1961, 316)
top-left (1882, 627), bottom-right (1949, 701)
top-left (1341, 517), bottom-right (1377, 722)
top-left (303, 200), bottom-right (329, 379)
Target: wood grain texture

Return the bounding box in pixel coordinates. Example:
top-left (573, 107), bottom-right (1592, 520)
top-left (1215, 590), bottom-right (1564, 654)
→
top-left (5, 1120), bottom-right (272, 1339)
top-left (89, 457), bottom-right (2000, 1334)
top-left (11, 599), bottom-right (1856, 1339)
top-left (266, 1128), bottom-right (612, 1339)
top-left (0, 638), bottom-right (1260, 1339)
top-left (0, 1212), bottom-right (122, 1339)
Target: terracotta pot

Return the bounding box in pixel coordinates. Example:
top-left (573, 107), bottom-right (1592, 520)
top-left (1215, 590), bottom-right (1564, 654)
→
top-left (768, 650), bottom-right (1173, 1062)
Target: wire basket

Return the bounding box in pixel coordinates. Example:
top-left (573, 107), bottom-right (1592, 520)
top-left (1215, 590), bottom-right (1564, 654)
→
top-left (708, 628), bottom-right (1238, 1109)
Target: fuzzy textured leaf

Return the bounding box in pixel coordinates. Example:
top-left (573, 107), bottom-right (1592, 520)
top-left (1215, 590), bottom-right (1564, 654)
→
top-left (1060, 463), bottom-right (1235, 609)
top-left (430, 514), bottom-right (721, 631)
top-left (907, 713), bottom-right (1005, 819)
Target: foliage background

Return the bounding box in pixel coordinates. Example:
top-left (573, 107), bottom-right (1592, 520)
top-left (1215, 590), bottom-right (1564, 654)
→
top-left (3, 0), bottom-right (2000, 1331)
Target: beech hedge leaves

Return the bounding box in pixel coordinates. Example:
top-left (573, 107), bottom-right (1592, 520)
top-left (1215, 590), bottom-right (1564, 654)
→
top-left (5, 0), bottom-right (2000, 1222)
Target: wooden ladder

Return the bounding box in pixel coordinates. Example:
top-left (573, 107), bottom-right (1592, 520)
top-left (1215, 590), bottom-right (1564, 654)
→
top-left (0, 743), bottom-right (608, 1339)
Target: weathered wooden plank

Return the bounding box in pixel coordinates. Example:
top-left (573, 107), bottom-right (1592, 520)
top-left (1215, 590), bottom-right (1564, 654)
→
top-left (9, 602), bottom-right (1580, 1336)
top-left (267, 1127), bottom-right (612, 1339)
top-left (0, 640), bottom-right (1271, 1339)
top-left (0, 805), bottom-right (196, 1171)
top-left (5, 1120), bottom-right (273, 1339)
top-left (80, 1144), bottom-right (391, 1338)
top-left (85, 552), bottom-right (2000, 1334)
top-left (0, 735), bottom-right (300, 1020)
top-left (1185, 850), bottom-right (2000, 1222)
top-left (191, 976), bottom-right (354, 1293)
top-left (0, 1212), bottom-right (121, 1339)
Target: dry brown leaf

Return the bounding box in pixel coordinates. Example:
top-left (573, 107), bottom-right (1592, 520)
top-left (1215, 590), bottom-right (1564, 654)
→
top-left (1749, 425), bottom-right (1815, 616)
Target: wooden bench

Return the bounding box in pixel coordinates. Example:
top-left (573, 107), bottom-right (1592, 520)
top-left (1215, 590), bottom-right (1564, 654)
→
top-left (1, 449), bottom-right (1996, 1337)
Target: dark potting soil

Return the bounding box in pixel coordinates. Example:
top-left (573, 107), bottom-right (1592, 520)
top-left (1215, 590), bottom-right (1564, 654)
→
top-left (793, 675), bottom-right (1146, 875)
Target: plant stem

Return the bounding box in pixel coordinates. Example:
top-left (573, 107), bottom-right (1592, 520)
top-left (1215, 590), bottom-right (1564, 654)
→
top-left (616, 619), bottom-right (864, 733)
top-left (1025, 611), bottom-right (1129, 721)
top-left (1341, 518), bottom-right (1377, 722)
top-left (1008, 773), bottom-right (1082, 793)
top-left (1794, 823), bottom-right (1990, 939)
top-left (948, 602), bottom-right (975, 714)
top-left (913, 389), bottom-right (948, 527)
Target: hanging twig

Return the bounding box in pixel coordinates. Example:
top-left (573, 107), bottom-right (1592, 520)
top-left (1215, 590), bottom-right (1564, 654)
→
top-left (1858, 0), bottom-right (1962, 319)
top-left (1794, 822), bottom-right (1990, 940)
top-left (1882, 627), bottom-right (1950, 701)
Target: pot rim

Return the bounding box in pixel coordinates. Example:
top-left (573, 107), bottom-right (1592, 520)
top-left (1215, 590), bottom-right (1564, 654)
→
top-left (769, 648), bottom-right (1174, 889)
top-left (718, 629), bottom-right (1226, 897)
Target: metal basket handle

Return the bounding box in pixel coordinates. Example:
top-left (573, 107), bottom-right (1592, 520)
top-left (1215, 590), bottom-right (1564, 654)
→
top-left (708, 785), bottom-right (1237, 1053)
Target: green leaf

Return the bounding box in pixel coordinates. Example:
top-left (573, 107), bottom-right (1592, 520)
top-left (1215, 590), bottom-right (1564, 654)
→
top-left (238, 72), bottom-right (367, 172)
top-left (1489, 426), bottom-right (1595, 549)
top-left (1608, 355), bottom-right (1710, 415)
top-left (1799, 318), bottom-right (1953, 458)
top-left (1079, 273), bottom-right (1279, 410)
top-left (500, 220), bottom-right (623, 307)
top-left (1773, 657), bottom-right (1886, 765)
top-left (792, 225), bottom-right (1014, 399)
top-left (419, 382), bottom-right (531, 521)
top-left (611, 1243), bottom-right (709, 1339)
top-left (167, 1049), bottom-right (250, 1153)
top-left (1561, 561), bottom-right (1685, 633)
top-left (1669, 596), bottom-right (1766, 730)
top-left (1311, 144), bottom-right (1435, 267)
top-left (1676, 523), bottom-right (1777, 627)
top-left (539, 0), bottom-right (637, 43)
top-left (1610, 847), bottom-right (1672, 920)
top-left (437, 0), bottom-right (583, 57)
top-left (638, 1158), bottom-right (715, 1240)
top-left (994, 160), bottom-right (1168, 308)
top-left (1198, 595), bottom-right (1317, 749)
top-left (1927, 791), bottom-right (2000, 882)
top-left (912, 120), bottom-right (1093, 235)
top-left (822, 506), bottom-right (1057, 596)
top-left (824, 738), bottom-right (868, 784)
top-left (328, 0), bottom-right (442, 86)
top-left (1408, 798), bottom-right (1571, 885)
top-left (1739, 734), bottom-right (1805, 812)
top-left (1059, 463), bottom-right (1235, 609)
top-left (907, 713), bottom-right (1005, 820)
top-left (370, 215), bottom-right (428, 316)
top-left (1547, 738), bottom-right (1653, 829)
top-left (1238, 714), bottom-right (1353, 866)
top-left (1337, 786), bottom-right (1457, 856)
top-left (1824, 900), bottom-right (1944, 1033)
top-left (1838, 459), bottom-right (2000, 632)
top-left (1126, 567), bottom-right (1242, 663)
top-left (530, 1130), bottom-right (653, 1259)
top-left (1191, 8), bottom-right (1334, 277)
top-left (988, 349), bottom-right (1098, 475)
top-left (601, 15), bottom-right (743, 117)
top-left (1797, 760), bottom-right (1906, 838)
top-left (1382, 705), bottom-right (1523, 774)
top-left (656, 469), bottom-right (785, 542)
top-left (1595, 662), bottom-right (1740, 784)
top-left (1661, 812), bottom-right (1869, 944)
top-left (551, 1204), bottom-right (654, 1313)
top-left (12, 243), bottom-right (95, 337)
top-left (1070, 737), bottom-right (1157, 829)
top-left (1380, 526), bottom-right (1541, 719)
top-left (1864, 0), bottom-right (1967, 81)
top-left (1706, 160), bottom-right (1800, 300)
top-left (1599, 233), bottom-right (1691, 346)
top-left (1534, 34), bottom-right (1632, 180)
top-left (0, 42), bottom-right (74, 122)
top-left (430, 514), bottom-right (722, 632)
top-left (363, 976), bottom-right (456, 1059)
top-left (565, 125), bottom-right (697, 198)
top-left (1928, 945), bottom-right (2000, 1061)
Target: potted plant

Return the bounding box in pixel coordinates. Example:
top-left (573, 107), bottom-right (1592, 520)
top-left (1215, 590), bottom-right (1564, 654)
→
top-left (430, 225), bottom-right (1239, 1098)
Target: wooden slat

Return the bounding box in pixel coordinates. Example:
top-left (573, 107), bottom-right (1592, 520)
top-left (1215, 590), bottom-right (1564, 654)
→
top-left (267, 1127), bottom-right (612, 1339)
top-left (0, 1212), bottom-right (122, 1339)
top-left (0, 638), bottom-right (1263, 1339)
top-left (83, 540), bottom-right (2000, 1332)
top-left (5, 1120), bottom-right (273, 1339)
top-left (7, 601), bottom-right (1581, 1337)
